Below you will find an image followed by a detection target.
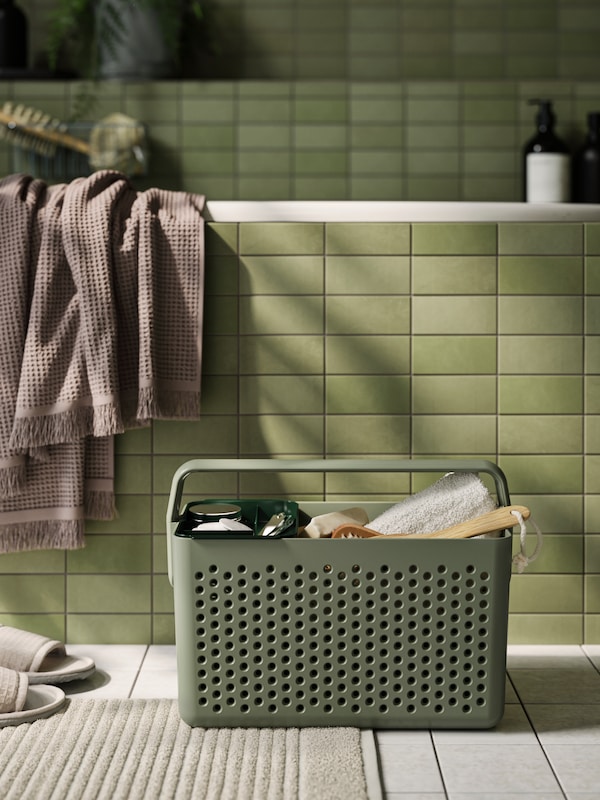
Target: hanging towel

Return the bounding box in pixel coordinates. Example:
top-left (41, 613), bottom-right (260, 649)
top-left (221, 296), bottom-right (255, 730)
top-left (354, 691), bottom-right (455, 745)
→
top-left (367, 471), bottom-right (497, 535)
top-left (0, 172), bottom-right (205, 553)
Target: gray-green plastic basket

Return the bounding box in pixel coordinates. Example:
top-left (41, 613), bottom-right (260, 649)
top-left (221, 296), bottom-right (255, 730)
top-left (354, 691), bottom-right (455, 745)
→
top-left (167, 458), bottom-right (513, 729)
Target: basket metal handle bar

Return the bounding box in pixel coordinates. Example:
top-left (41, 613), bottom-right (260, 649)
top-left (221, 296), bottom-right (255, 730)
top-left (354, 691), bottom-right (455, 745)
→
top-left (166, 458), bottom-right (511, 585)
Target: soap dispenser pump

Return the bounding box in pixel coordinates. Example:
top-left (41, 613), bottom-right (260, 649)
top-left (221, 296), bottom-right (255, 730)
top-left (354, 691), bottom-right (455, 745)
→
top-left (523, 99), bottom-right (570, 203)
top-left (572, 112), bottom-right (600, 203)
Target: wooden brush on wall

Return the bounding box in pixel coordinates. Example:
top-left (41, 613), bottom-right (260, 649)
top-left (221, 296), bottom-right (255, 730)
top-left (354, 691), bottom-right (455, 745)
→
top-left (0, 102), bottom-right (147, 177)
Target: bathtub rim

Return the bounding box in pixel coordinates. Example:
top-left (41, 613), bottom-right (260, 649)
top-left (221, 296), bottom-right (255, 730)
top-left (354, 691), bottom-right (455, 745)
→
top-left (204, 200), bottom-right (600, 223)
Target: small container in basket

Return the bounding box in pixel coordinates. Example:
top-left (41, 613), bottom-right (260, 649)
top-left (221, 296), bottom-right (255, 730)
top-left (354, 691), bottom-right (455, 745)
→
top-left (167, 458), bottom-right (514, 729)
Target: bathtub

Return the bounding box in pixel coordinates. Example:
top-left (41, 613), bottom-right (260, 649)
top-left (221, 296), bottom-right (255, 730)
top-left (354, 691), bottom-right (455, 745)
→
top-left (204, 200), bottom-right (600, 222)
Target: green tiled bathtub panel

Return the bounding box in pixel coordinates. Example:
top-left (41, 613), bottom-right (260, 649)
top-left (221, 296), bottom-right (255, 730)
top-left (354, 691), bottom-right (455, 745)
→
top-left (0, 218), bottom-right (597, 645)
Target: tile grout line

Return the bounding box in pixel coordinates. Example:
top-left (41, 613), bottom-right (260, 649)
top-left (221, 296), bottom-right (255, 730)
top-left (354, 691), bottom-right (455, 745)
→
top-left (127, 644), bottom-right (150, 699)
top-left (505, 668), bottom-right (569, 799)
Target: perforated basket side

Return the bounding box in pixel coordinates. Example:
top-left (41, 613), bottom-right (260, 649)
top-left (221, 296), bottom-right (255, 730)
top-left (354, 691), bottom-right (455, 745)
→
top-left (173, 536), bottom-right (512, 729)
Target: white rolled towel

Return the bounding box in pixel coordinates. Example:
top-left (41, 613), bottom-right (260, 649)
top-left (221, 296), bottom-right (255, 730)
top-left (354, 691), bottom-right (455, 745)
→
top-left (367, 472), bottom-right (497, 535)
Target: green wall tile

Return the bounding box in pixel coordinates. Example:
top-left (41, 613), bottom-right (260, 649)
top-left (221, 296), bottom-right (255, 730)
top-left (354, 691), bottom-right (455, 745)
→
top-left (0, 615), bottom-right (65, 641)
top-left (499, 336), bottom-right (583, 374)
top-left (325, 223), bottom-right (411, 255)
top-left (326, 296), bottom-right (410, 335)
top-left (412, 256), bottom-right (497, 294)
top-left (240, 375), bottom-right (324, 414)
top-left (499, 455), bottom-right (584, 494)
top-left (586, 455), bottom-right (600, 493)
top-left (499, 256), bottom-right (584, 294)
top-left (585, 535), bottom-right (600, 572)
top-left (508, 614), bottom-right (583, 645)
top-left (326, 415), bottom-right (411, 454)
top-left (585, 575), bottom-right (600, 613)
top-left (67, 535), bottom-right (152, 574)
top-left (326, 335), bottom-right (410, 375)
top-left (499, 223), bottom-right (584, 255)
top-left (512, 494), bottom-right (582, 535)
top-left (412, 336), bottom-right (497, 374)
top-left (412, 415), bottom-right (497, 454)
top-left (326, 375), bottom-right (411, 414)
top-left (114, 455), bottom-right (152, 495)
top-left (85, 495), bottom-right (152, 535)
top-left (586, 496), bottom-right (600, 535)
top-left (588, 377), bottom-right (600, 411)
top-left (412, 296), bottom-right (497, 334)
top-left (588, 415), bottom-right (600, 453)
top-left (514, 534), bottom-right (582, 574)
top-left (0, 576), bottom-right (65, 614)
top-left (202, 335), bottom-right (239, 375)
top-left (499, 297), bottom-right (583, 334)
top-left (240, 255), bottom-right (324, 295)
top-left (67, 575), bottom-right (151, 614)
top-left (153, 417), bottom-right (238, 455)
top-left (499, 376), bottom-right (583, 413)
top-left (66, 615), bottom-right (152, 644)
top-left (412, 223), bottom-right (496, 255)
top-left (241, 296), bottom-right (324, 335)
top-left (326, 256), bottom-right (410, 294)
top-left (412, 376), bottom-right (497, 413)
top-left (240, 223), bottom-right (323, 255)
top-left (587, 298), bottom-right (600, 334)
top-left (587, 256), bottom-right (600, 293)
top-left (586, 224), bottom-right (600, 254)
top-left (499, 416), bottom-right (583, 454)
top-left (240, 335), bottom-right (324, 375)
top-left (239, 414), bottom-right (324, 455)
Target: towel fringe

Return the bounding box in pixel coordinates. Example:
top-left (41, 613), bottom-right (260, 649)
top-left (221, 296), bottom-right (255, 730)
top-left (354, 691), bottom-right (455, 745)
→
top-left (136, 387), bottom-right (201, 421)
top-left (0, 464), bottom-right (26, 498)
top-left (84, 488), bottom-right (117, 520)
top-left (0, 519), bottom-right (85, 552)
top-left (10, 404), bottom-right (124, 449)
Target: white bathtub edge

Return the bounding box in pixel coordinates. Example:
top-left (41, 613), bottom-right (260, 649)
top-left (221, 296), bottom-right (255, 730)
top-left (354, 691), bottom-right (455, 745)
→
top-left (204, 200), bottom-right (600, 223)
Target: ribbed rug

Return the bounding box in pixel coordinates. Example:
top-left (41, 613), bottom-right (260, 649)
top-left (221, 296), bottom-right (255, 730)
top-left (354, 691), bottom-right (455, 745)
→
top-left (0, 699), bottom-right (382, 800)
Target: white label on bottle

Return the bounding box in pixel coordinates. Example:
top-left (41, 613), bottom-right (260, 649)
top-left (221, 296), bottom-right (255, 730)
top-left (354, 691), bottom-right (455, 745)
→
top-left (526, 153), bottom-right (570, 202)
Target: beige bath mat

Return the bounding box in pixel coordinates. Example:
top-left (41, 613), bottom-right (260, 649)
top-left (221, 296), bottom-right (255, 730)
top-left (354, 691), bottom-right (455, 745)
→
top-left (0, 698), bottom-right (382, 799)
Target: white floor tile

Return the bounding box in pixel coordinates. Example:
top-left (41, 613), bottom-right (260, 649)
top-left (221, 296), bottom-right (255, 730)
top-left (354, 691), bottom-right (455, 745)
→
top-left (386, 794), bottom-right (445, 800)
top-left (435, 744), bottom-right (562, 794)
top-left (141, 644), bottom-right (177, 670)
top-left (432, 704), bottom-right (536, 745)
top-left (448, 794), bottom-right (564, 799)
top-left (63, 668), bottom-right (139, 699)
top-left (507, 644), bottom-right (590, 670)
top-left (508, 666), bottom-right (600, 704)
top-left (378, 743), bottom-right (445, 794)
top-left (528, 703), bottom-right (600, 744)
top-left (66, 644), bottom-right (147, 672)
top-left (130, 670), bottom-right (178, 699)
top-left (543, 745), bottom-right (600, 793)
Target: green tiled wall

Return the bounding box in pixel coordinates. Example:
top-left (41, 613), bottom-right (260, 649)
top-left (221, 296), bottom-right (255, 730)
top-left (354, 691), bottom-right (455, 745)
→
top-left (2, 79), bottom-right (600, 201)
top-left (18, 0), bottom-right (600, 82)
top-left (0, 219), bottom-right (598, 646)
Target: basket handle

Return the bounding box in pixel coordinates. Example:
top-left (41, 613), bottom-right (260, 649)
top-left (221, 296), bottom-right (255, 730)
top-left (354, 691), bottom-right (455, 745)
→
top-left (166, 458), bottom-right (511, 585)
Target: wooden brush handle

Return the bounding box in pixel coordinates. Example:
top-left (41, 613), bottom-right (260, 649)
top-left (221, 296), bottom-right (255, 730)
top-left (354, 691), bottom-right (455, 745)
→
top-left (331, 505), bottom-right (530, 540)
top-left (0, 109), bottom-right (90, 155)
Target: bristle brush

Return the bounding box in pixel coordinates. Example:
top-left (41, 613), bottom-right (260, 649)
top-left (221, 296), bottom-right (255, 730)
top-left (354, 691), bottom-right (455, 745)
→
top-left (0, 102), bottom-right (146, 176)
top-left (331, 505), bottom-right (530, 540)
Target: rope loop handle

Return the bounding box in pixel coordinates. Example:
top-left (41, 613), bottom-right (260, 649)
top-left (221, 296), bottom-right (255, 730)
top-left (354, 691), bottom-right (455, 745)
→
top-left (510, 508), bottom-right (543, 573)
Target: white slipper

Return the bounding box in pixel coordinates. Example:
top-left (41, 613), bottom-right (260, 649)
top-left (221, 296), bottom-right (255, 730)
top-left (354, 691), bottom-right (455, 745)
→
top-left (0, 666), bottom-right (65, 727)
top-left (0, 625), bottom-right (95, 684)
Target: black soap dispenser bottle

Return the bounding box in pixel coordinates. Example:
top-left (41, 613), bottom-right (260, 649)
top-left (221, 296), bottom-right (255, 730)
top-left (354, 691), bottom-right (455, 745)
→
top-left (572, 112), bottom-right (600, 203)
top-left (523, 99), bottom-right (570, 202)
top-left (0, 0), bottom-right (28, 71)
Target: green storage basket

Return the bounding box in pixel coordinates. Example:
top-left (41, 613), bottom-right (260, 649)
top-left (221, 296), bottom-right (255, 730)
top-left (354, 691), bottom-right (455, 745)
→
top-left (167, 458), bottom-right (513, 729)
